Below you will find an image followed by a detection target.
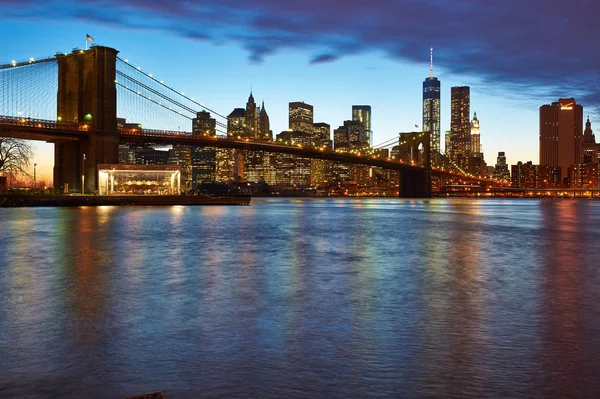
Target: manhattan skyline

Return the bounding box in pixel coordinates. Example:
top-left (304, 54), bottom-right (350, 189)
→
top-left (1, 0), bottom-right (597, 180)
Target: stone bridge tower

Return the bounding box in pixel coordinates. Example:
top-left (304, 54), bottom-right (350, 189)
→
top-left (54, 46), bottom-right (119, 192)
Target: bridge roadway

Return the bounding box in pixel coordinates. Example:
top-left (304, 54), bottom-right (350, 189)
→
top-left (0, 116), bottom-right (491, 182)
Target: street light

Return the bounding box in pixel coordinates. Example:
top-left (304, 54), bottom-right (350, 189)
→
top-left (33, 163), bottom-right (37, 189)
top-left (82, 153), bottom-right (86, 195)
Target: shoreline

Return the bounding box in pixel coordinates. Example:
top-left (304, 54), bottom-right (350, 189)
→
top-left (0, 194), bottom-right (251, 207)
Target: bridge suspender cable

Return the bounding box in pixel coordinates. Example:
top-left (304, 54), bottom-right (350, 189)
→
top-left (116, 57), bottom-right (229, 122)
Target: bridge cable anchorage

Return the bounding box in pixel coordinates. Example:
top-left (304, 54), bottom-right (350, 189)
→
top-left (116, 57), bottom-right (229, 122)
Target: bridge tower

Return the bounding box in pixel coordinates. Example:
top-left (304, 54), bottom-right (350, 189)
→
top-left (54, 46), bottom-right (119, 192)
top-left (399, 130), bottom-right (432, 198)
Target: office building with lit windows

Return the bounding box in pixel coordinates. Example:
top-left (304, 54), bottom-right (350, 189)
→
top-left (494, 152), bottom-right (510, 180)
top-left (540, 98), bottom-right (583, 184)
top-left (289, 102), bottom-right (314, 134)
top-left (423, 78), bottom-right (440, 157)
top-left (352, 105), bottom-right (372, 147)
top-left (450, 86), bottom-right (471, 161)
top-left (191, 111), bottom-right (217, 185)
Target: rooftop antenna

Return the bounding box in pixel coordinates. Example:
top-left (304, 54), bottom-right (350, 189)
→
top-left (430, 46), bottom-right (434, 78)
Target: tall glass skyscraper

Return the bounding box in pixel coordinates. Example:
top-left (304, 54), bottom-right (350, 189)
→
top-left (423, 48), bottom-right (440, 158)
top-left (352, 105), bottom-right (372, 147)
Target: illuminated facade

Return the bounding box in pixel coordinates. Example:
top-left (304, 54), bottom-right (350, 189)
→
top-left (191, 111), bottom-right (217, 185)
top-left (168, 145), bottom-right (192, 189)
top-left (334, 120), bottom-right (368, 152)
top-left (423, 77), bottom-right (441, 157)
top-left (470, 112), bottom-right (482, 159)
top-left (540, 98), bottom-right (583, 185)
top-left (245, 151), bottom-right (276, 184)
top-left (569, 163), bottom-right (599, 189)
top-left (275, 130), bottom-right (313, 186)
top-left (493, 151), bottom-right (510, 180)
top-left (511, 161), bottom-right (560, 189)
top-left (583, 117), bottom-right (600, 164)
top-left (450, 86), bottom-right (471, 160)
top-left (215, 148), bottom-right (235, 183)
top-left (227, 108), bottom-right (247, 180)
top-left (98, 164), bottom-right (180, 195)
top-left (228, 108), bottom-right (247, 138)
top-left (313, 122), bottom-right (332, 148)
top-left (352, 105), bottom-right (372, 147)
top-left (289, 102), bottom-right (314, 134)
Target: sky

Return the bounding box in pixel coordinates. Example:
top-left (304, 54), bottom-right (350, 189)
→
top-left (1, 0), bottom-right (598, 181)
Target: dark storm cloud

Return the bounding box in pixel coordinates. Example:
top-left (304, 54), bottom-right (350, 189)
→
top-left (2, 0), bottom-right (598, 110)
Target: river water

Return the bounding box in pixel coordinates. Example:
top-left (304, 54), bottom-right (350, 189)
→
top-left (1, 198), bottom-right (600, 398)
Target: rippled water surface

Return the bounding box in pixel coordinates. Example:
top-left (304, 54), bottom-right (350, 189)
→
top-left (1, 198), bottom-right (600, 398)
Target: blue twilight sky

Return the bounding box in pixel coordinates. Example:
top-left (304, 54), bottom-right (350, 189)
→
top-left (1, 0), bottom-right (598, 180)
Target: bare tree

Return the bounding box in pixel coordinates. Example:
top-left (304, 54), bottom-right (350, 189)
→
top-left (0, 137), bottom-right (34, 179)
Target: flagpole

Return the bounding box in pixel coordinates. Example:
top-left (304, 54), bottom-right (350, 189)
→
top-left (86, 35), bottom-right (88, 50)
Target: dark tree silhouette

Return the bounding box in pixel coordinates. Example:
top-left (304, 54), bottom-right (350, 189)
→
top-left (0, 137), bottom-right (34, 179)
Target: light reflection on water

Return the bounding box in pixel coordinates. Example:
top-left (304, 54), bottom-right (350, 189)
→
top-left (1, 198), bottom-right (600, 398)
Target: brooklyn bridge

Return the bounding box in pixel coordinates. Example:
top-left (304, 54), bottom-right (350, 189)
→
top-left (0, 45), bottom-right (497, 197)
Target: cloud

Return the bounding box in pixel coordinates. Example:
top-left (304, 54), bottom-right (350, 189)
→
top-left (2, 0), bottom-right (598, 111)
top-left (310, 54), bottom-right (338, 65)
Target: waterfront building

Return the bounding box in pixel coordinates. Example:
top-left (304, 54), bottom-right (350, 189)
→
top-left (423, 48), bottom-right (441, 159)
top-left (494, 152), bottom-right (510, 180)
top-left (274, 130), bottom-right (313, 186)
top-left (168, 145), bottom-right (192, 189)
top-left (540, 98), bottom-right (584, 185)
top-left (466, 156), bottom-right (487, 177)
top-left (98, 164), bottom-right (181, 195)
top-left (450, 86), bottom-right (471, 161)
top-left (511, 161), bottom-right (561, 189)
top-left (569, 163), bottom-right (599, 189)
top-left (352, 105), bottom-right (372, 148)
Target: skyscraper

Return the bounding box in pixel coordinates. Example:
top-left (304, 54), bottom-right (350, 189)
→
top-left (289, 102), bottom-right (314, 134)
top-left (539, 98), bottom-right (583, 182)
top-left (450, 86), bottom-right (471, 161)
top-left (494, 151), bottom-right (510, 180)
top-left (245, 91), bottom-right (258, 138)
top-left (583, 117), bottom-right (600, 164)
top-left (191, 111), bottom-right (217, 185)
top-left (258, 101), bottom-right (272, 140)
top-left (352, 105), bottom-right (372, 148)
top-left (313, 122), bottom-right (331, 148)
top-left (470, 112), bottom-right (482, 159)
top-left (423, 48), bottom-right (440, 159)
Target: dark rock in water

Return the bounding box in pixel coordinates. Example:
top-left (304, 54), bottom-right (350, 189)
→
top-left (125, 392), bottom-right (165, 399)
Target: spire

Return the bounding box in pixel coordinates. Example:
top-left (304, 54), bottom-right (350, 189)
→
top-left (248, 88), bottom-right (255, 104)
top-left (430, 47), bottom-right (433, 78)
top-left (260, 100), bottom-right (268, 116)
